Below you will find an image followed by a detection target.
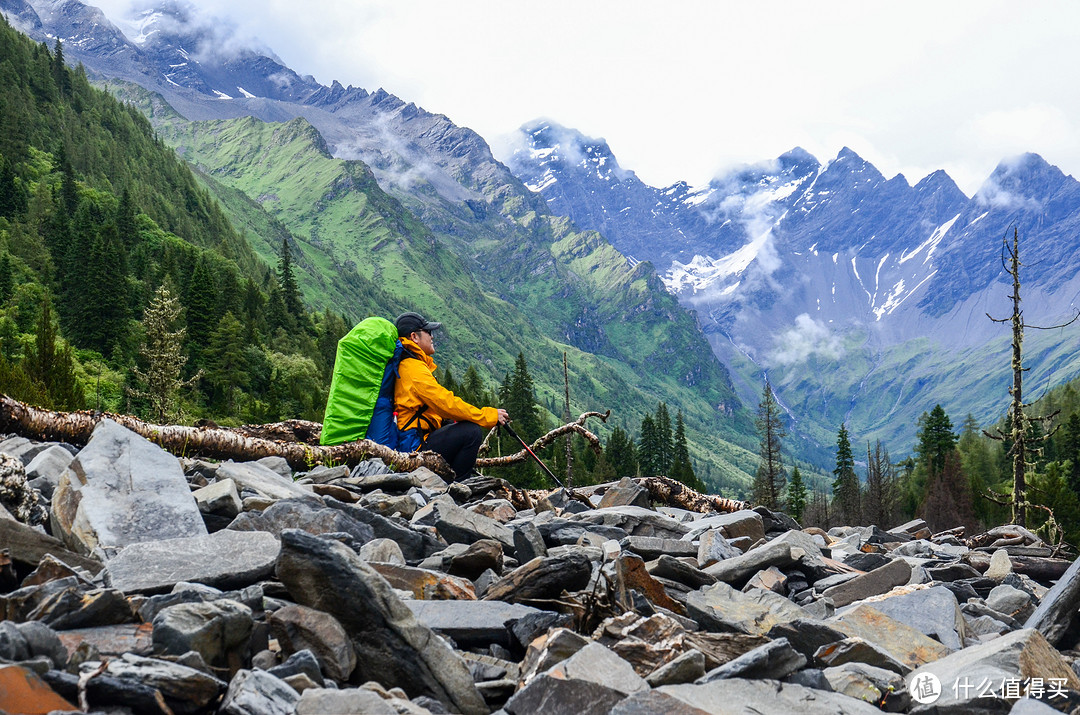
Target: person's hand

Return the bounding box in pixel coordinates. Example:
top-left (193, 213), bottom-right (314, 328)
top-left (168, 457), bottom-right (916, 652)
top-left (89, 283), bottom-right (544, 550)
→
top-left (496, 409), bottom-right (510, 425)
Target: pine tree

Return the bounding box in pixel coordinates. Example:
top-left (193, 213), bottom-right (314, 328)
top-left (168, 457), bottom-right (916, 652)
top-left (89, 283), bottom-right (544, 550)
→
top-left (183, 255), bottom-right (219, 363)
top-left (498, 353), bottom-right (543, 486)
top-left (52, 39), bottom-right (70, 98)
top-left (832, 423), bottom-right (861, 525)
top-left (0, 253), bottom-right (14, 303)
top-left (604, 426), bottom-right (639, 479)
top-left (752, 380), bottom-right (786, 509)
top-left (655, 402), bottom-right (674, 474)
top-left (0, 156), bottom-right (26, 218)
top-left (116, 187), bottom-right (138, 248)
top-left (277, 237), bottom-right (304, 320)
top-left (671, 410), bottom-right (700, 489)
top-left (129, 284), bottom-right (199, 422)
top-left (460, 365), bottom-right (489, 407)
top-left (24, 299), bottom-right (84, 410)
top-left (204, 311), bottom-right (249, 414)
top-left (638, 414), bottom-right (661, 475)
top-left (787, 466), bottom-right (808, 523)
top-left (863, 440), bottom-right (899, 528)
top-left (917, 405), bottom-right (957, 477)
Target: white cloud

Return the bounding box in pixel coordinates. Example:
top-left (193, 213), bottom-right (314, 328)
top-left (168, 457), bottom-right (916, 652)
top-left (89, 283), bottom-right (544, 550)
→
top-left (770, 314), bottom-right (844, 366)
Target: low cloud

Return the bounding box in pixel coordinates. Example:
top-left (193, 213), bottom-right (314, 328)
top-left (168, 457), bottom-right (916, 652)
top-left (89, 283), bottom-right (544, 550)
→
top-left (770, 313), bottom-right (844, 366)
top-left (974, 174), bottom-right (1043, 212)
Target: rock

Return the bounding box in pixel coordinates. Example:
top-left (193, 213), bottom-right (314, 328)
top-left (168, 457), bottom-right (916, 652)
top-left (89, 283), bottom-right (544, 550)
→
top-left (610, 552), bottom-right (683, 613)
top-left (571, 505), bottom-right (690, 540)
top-left (696, 637), bottom-right (806, 682)
top-left (703, 541), bottom-right (798, 584)
top-left (610, 690), bottom-right (713, 715)
top-left (905, 628), bottom-right (1080, 712)
top-left (359, 537), bottom-right (407, 564)
top-left (511, 611), bottom-right (575, 650)
top-left (23, 445), bottom-right (75, 499)
top-left (686, 581), bottom-right (808, 635)
top-left (621, 536), bottom-right (698, 561)
top-left (256, 456), bottom-right (293, 479)
top-left (96, 652), bottom-right (226, 712)
top-left (742, 565), bottom-right (787, 594)
top-left (599, 477), bottom-right (652, 509)
top-left (814, 636), bottom-right (910, 675)
top-left (192, 479), bottom-right (242, 518)
top-left (449, 538), bottom-right (504, 579)
top-left (520, 627), bottom-right (590, 681)
top-left (50, 419), bottom-right (207, 557)
top-left (0, 664), bottom-right (77, 714)
top-left (0, 518), bottom-right (104, 575)
top-left (987, 584), bottom-right (1036, 621)
top-left (696, 528), bottom-right (741, 567)
top-left (656, 678), bottom-right (883, 714)
top-left (484, 551), bottom-right (593, 604)
top-left (511, 521), bottom-right (548, 562)
top-left (406, 599), bottom-right (542, 649)
top-left (822, 662), bottom-right (909, 711)
top-left (275, 528), bottom-right (487, 715)
top-left (1023, 551), bottom-right (1080, 646)
top-left (152, 599), bottom-right (253, 671)
top-left (822, 558), bottom-right (912, 607)
top-left (830, 604), bottom-right (953, 669)
top-left (331, 501), bottom-right (444, 561)
top-left (3, 576), bottom-right (132, 630)
top-left (469, 498), bottom-right (517, 523)
top-left (890, 519), bottom-right (931, 540)
top-left (220, 668), bottom-right (300, 715)
top-left (685, 510), bottom-right (765, 543)
top-left (413, 497), bottom-right (515, 550)
top-left (648, 554), bottom-right (717, 590)
top-left (505, 673), bottom-right (628, 715)
top-left (268, 604), bottom-right (356, 682)
top-left (766, 618), bottom-right (848, 660)
top-left (927, 562), bottom-right (983, 582)
top-left (105, 529), bottom-right (280, 593)
top-left (296, 687), bottom-right (400, 714)
top-left (369, 562), bottom-right (477, 600)
top-left (538, 518), bottom-right (629, 546)
top-left (546, 641), bottom-right (650, 695)
top-left (857, 585), bottom-right (968, 650)
top-left (268, 649), bottom-right (324, 687)
top-left (228, 498), bottom-right (374, 547)
top-left (646, 648), bottom-right (707, 686)
top-left (14, 621), bottom-right (67, 668)
top-left (986, 549), bottom-right (1015, 579)
top-left (216, 460), bottom-right (315, 501)
top-left (843, 551), bottom-right (892, 572)
top-left (55, 623), bottom-right (154, 661)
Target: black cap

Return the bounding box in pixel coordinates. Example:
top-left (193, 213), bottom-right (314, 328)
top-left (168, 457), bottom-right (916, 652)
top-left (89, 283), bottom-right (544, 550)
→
top-left (395, 312), bottom-right (442, 337)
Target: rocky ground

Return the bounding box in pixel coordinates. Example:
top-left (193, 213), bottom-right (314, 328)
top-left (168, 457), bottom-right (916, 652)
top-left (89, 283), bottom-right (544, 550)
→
top-left (2, 418), bottom-right (1080, 714)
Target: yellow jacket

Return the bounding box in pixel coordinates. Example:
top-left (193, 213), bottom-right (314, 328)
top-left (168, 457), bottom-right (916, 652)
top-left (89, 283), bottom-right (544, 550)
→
top-left (394, 337), bottom-right (499, 435)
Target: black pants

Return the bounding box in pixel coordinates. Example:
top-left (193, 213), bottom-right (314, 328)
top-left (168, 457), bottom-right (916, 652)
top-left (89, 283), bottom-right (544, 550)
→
top-left (423, 421), bottom-right (484, 480)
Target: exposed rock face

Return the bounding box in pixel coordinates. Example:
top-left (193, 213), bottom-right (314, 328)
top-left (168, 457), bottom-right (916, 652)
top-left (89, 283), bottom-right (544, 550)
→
top-left (50, 419), bottom-right (206, 556)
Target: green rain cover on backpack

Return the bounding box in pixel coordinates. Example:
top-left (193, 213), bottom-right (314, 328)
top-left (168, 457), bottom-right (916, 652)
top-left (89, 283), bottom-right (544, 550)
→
top-left (320, 317), bottom-right (398, 446)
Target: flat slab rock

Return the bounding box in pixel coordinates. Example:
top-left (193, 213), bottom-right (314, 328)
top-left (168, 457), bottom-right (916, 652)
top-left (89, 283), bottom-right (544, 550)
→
top-left (105, 529), bottom-right (280, 593)
top-left (405, 599), bottom-right (541, 648)
top-left (51, 419), bottom-right (207, 556)
top-left (655, 677), bottom-right (882, 714)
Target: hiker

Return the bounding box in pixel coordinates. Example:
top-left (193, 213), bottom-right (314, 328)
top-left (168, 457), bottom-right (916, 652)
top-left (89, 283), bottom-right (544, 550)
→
top-left (395, 311), bottom-right (509, 480)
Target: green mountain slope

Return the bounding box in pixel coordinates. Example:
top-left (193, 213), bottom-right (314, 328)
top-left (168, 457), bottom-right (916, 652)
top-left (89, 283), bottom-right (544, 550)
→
top-left (130, 100), bottom-right (758, 489)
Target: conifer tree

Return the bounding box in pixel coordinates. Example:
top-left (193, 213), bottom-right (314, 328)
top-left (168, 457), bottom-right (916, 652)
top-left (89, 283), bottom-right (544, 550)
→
top-left (832, 423), bottom-right (861, 525)
top-left (671, 410), bottom-right (700, 489)
top-left (498, 353), bottom-right (543, 486)
top-left (183, 255), bottom-right (219, 362)
top-left (604, 426), bottom-right (639, 479)
top-left (0, 253), bottom-right (13, 303)
top-left (0, 156), bottom-right (26, 218)
top-left (52, 39), bottom-right (70, 98)
top-left (460, 365), bottom-right (489, 407)
top-left (863, 440), bottom-right (898, 527)
top-left (752, 380), bottom-right (786, 509)
top-left (638, 413), bottom-right (661, 475)
top-left (24, 299), bottom-right (83, 410)
top-left (787, 466), bottom-right (808, 523)
top-left (116, 187), bottom-right (138, 248)
top-left (655, 402), bottom-right (674, 474)
top-left (204, 311), bottom-right (249, 414)
top-left (917, 405), bottom-right (957, 476)
top-left (277, 237), bottom-right (304, 320)
top-left (56, 145), bottom-right (78, 216)
top-left (129, 284), bottom-right (198, 422)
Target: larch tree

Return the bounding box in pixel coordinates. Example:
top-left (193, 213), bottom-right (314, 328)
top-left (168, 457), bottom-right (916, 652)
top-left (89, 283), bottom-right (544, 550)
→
top-left (863, 440), bottom-right (898, 528)
top-left (752, 380), bottom-right (786, 509)
top-left (129, 284), bottom-right (199, 422)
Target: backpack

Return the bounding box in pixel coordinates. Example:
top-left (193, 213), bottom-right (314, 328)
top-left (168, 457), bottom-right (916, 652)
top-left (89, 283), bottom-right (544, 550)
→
top-left (320, 317), bottom-right (424, 450)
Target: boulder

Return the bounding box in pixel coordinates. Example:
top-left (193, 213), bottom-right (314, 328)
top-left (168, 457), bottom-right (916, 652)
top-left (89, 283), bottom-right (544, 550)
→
top-left (703, 541), bottom-right (798, 584)
top-left (368, 562), bottom-right (477, 600)
top-left (646, 648), bottom-right (707, 687)
top-left (511, 521), bottom-right (548, 562)
top-left (358, 537), bottom-right (407, 565)
top-left (696, 528), bottom-right (741, 567)
top-left (296, 687), bottom-right (399, 714)
top-left (220, 668), bottom-right (300, 715)
top-left (94, 652), bottom-right (226, 713)
top-left (684, 510), bottom-right (765, 543)
top-left (856, 585), bottom-right (968, 650)
top-left (814, 636), bottom-right (910, 675)
top-left (152, 599), bottom-right (253, 671)
top-left (105, 529), bottom-right (279, 593)
top-left (192, 479), bottom-right (242, 518)
top-left (24, 445), bottom-right (75, 498)
top-left (985, 549), bottom-right (1014, 579)
top-left (228, 498), bottom-right (374, 548)
top-left (571, 505), bottom-right (690, 539)
top-left (686, 581), bottom-right (808, 636)
top-left (830, 604), bottom-right (952, 669)
top-left (696, 637), bottom-right (806, 682)
top-left (412, 497), bottom-right (515, 550)
top-left (823, 662), bottom-right (909, 711)
top-left (505, 673), bottom-right (628, 715)
top-left (268, 604), bottom-right (356, 682)
top-left (621, 536), bottom-right (698, 561)
top-left (822, 557), bottom-right (912, 607)
top-left (1023, 551), bottom-right (1080, 646)
top-left (50, 419), bottom-right (206, 556)
top-left (599, 477), bottom-right (652, 509)
top-left (275, 529), bottom-right (487, 715)
top-left (406, 599), bottom-right (542, 649)
top-left (484, 551), bottom-right (593, 604)
top-left (0, 664), bottom-right (76, 714)
top-left (656, 678), bottom-right (883, 714)
top-left (546, 641), bottom-right (650, 695)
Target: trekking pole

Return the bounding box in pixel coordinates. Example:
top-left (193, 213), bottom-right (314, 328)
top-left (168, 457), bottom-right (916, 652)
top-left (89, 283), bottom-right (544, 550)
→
top-left (501, 422), bottom-right (565, 489)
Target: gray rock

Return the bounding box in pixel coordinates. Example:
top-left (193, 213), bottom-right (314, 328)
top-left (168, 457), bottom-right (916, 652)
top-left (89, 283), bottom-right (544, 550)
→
top-left (511, 521), bottom-right (548, 562)
top-left (646, 649), bottom-right (707, 687)
top-left (217, 460), bottom-right (314, 501)
top-left (648, 554), bottom-right (717, 589)
top-left (599, 478), bottom-right (652, 509)
top-left (686, 581), bottom-right (808, 635)
top-left (546, 641), bottom-right (649, 695)
top-left (505, 673), bottom-right (627, 715)
top-left (696, 528), bottom-right (741, 567)
top-left (359, 537), bottom-right (406, 564)
top-left (220, 668), bottom-right (300, 715)
top-left (24, 445), bottom-right (75, 498)
top-left (275, 529), bottom-right (487, 715)
top-left (268, 604), bottom-right (356, 683)
top-left (822, 662), bottom-right (909, 711)
top-left (256, 456), bottom-right (294, 480)
top-left (412, 497), bottom-right (515, 550)
top-left (50, 419), bottom-right (207, 556)
top-left (857, 585), bottom-right (967, 650)
top-left (813, 636), bottom-right (910, 675)
top-left (766, 618), bottom-right (847, 660)
top-left (927, 562), bottom-right (983, 582)
top-left (13, 621), bottom-right (67, 668)
top-left (656, 678), bottom-right (883, 714)
top-left (328, 501), bottom-right (444, 561)
top-left (842, 552), bottom-right (892, 573)
top-left (105, 529), bottom-right (280, 593)
top-left (571, 505), bottom-right (690, 539)
top-left (268, 649), bottom-right (324, 687)
top-left (228, 498), bottom-right (374, 549)
top-left (0, 621), bottom-right (29, 661)
top-left (406, 599), bottom-right (542, 649)
top-left (696, 638), bottom-right (806, 683)
top-left (987, 585), bottom-right (1036, 621)
top-left (684, 510), bottom-right (765, 543)
top-left (97, 652), bottom-right (226, 712)
top-left (304, 465), bottom-right (351, 484)
top-left (1023, 552), bottom-right (1080, 646)
top-left (622, 536), bottom-right (698, 561)
top-left (610, 690), bottom-right (715, 715)
top-left (822, 558), bottom-right (911, 607)
top-left (986, 549), bottom-right (1014, 579)
top-left (511, 611), bottom-right (575, 650)
top-left (296, 687), bottom-right (399, 714)
top-left (703, 541), bottom-right (798, 584)
top-left (1009, 699), bottom-right (1064, 714)
top-left (350, 459), bottom-right (393, 478)
top-left (152, 599), bottom-right (253, 669)
top-left (483, 551), bottom-right (593, 604)
top-left (192, 479), bottom-right (242, 518)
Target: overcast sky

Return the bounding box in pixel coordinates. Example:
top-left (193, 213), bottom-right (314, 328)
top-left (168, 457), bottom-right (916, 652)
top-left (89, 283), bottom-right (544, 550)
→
top-left (93, 0), bottom-right (1080, 195)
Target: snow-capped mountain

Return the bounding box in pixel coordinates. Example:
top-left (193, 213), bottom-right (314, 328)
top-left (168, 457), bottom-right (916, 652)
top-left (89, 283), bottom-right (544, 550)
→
top-left (506, 122), bottom-right (1080, 449)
